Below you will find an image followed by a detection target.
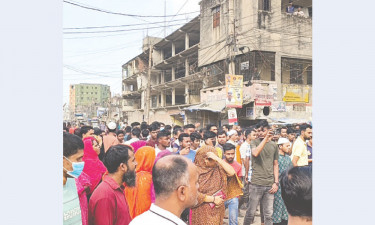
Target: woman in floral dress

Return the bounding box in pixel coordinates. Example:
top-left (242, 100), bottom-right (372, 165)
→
top-left (273, 138), bottom-right (293, 225)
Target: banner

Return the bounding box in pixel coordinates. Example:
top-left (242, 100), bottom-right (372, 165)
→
top-left (228, 108), bottom-right (238, 125)
top-left (225, 74), bottom-right (243, 108)
top-left (271, 101), bottom-right (287, 112)
top-left (282, 85), bottom-right (309, 102)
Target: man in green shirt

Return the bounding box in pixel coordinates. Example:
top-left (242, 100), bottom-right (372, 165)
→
top-left (243, 121), bottom-right (279, 225)
top-left (63, 133), bottom-right (85, 225)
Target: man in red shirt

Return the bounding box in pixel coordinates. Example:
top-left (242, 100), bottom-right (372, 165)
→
top-left (223, 143), bottom-right (242, 225)
top-left (89, 144), bottom-right (137, 225)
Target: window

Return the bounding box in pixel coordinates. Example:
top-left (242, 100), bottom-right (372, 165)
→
top-left (308, 7), bottom-right (312, 18)
top-left (86, 92), bottom-right (88, 94)
top-left (259, 0), bottom-right (270, 11)
top-left (91, 92), bottom-right (93, 94)
top-left (86, 86), bottom-right (88, 89)
top-left (95, 92), bottom-right (97, 94)
top-left (307, 66), bottom-right (312, 85)
top-left (81, 97), bottom-right (83, 100)
top-left (290, 63), bottom-right (303, 84)
top-left (212, 6), bottom-right (220, 28)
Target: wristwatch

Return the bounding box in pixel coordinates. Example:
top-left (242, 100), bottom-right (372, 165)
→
top-left (274, 182), bottom-right (279, 186)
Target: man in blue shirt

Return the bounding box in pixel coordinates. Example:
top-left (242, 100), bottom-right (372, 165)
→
top-left (286, 2), bottom-right (295, 14)
top-left (177, 133), bottom-right (196, 162)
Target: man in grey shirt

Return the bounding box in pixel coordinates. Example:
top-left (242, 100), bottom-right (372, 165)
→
top-left (243, 121), bottom-right (279, 225)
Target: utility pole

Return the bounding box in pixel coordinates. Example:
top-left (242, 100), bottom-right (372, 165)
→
top-left (145, 45), bottom-right (153, 123)
top-left (228, 0), bottom-right (236, 74)
top-left (164, 0), bottom-right (166, 37)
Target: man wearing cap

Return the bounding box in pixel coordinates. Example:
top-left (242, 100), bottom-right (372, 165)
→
top-left (227, 130), bottom-right (239, 147)
top-left (272, 138), bottom-right (293, 225)
top-left (103, 122), bottom-right (119, 152)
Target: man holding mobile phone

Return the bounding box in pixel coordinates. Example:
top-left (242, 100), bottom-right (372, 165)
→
top-left (243, 121), bottom-right (279, 225)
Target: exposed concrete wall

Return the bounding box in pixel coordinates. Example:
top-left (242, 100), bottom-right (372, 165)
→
top-left (199, 0), bottom-right (312, 67)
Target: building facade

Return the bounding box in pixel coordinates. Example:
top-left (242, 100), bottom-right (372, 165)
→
top-left (69, 83), bottom-right (111, 118)
top-left (187, 0), bottom-right (312, 126)
top-left (122, 0), bottom-right (312, 126)
top-left (122, 17), bottom-right (201, 125)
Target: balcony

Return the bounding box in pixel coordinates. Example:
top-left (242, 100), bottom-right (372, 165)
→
top-left (122, 90), bottom-right (141, 99)
top-left (256, 12), bottom-right (311, 37)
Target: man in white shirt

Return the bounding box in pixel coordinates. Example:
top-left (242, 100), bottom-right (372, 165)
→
top-left (154, 130), bottom-right (172, 156)
top-left (124, 127), bottom-right (141, 145)
top-left (239, 127), bottom-right (257, 209)
top-left (130, 155), bottom-right (199, 225)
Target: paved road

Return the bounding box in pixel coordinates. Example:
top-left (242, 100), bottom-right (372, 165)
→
top-left (223, 207), bottom-right (262, 225)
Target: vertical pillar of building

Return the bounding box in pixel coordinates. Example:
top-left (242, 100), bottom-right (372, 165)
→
top-left (172, 42), bottom-right (176, 57)
top-left (185, 83), bottom-right (190, 104)
top-left (185, 33), bottom-right (189, 50)
top-left (156, 73), bottom-right (160, 84)
top-left (141, 91), bottom-right (145, 110)
top-left (275, 52), bottom-right (282, 101)
top-left (172, 66), bottom-right (176, 81)
top-left (156, 93), bottom-right (160, 108)
top-left (161, 71), bottom-right (165, 84)
top-left (185, 58), bottom-right (189, 77)
top-left (172, 88), bottom-right (176, 106)
top-left (161, 49), bottom-right (164, 61)
top-left (160, 91), bottom-right (165, 107)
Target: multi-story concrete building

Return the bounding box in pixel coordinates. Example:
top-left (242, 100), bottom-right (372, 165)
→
top-left (122, 17), bottom-right (201, 125)
top-left (122, 0), bottom-right (312, 126)
top-left (183, 0), bottom-right (312, 126)
top-left (69, 83), bottom-right (111, 118)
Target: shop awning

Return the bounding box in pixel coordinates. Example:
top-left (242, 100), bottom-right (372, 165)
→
top-left (183, 100), bottom-right (226, 113)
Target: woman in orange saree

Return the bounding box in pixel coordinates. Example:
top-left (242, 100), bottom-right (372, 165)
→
top-left (124, 146), bottom-right (156, 219)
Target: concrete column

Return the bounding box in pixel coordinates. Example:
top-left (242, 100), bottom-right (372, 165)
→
top-left (157, 93), bottom-right (160, 108)
top-left (172, 42), bottom-right (176, 57)
top-left (185, 33), bottom-right (189, 50)
top-left (172, 66), bottom-right (175, 81)
top-left (172, 88), bottom-right (176, 106)
top-left (161, 71), bottom-right (165, 84)
top-left (161, 91), bottom-right (165, 107)
top-left (275, 52), bottom-right (282, 101)
top-left (185, 84), bottom-right (190, 104)
top-left (185, 58), bottom-right (189, 77)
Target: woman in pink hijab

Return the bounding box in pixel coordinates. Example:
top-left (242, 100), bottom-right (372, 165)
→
top-left (130, 140), bottom-right (147, 153)
top-left (82, 136), bottom-right (107, 195)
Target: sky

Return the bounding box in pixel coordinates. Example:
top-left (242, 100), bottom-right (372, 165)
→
top-left (63, 0), bottom-right (201, 105)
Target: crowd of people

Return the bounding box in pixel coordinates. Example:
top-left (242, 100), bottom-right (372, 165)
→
top-left (63, 120), bottom-right (312, 225)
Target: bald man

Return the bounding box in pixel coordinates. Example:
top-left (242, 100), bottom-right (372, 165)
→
top-left (130, 155), bottom-right (199, 225)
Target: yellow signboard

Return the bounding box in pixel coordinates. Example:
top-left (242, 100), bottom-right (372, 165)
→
top-left (282, 85), bottom-right (309, 103)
